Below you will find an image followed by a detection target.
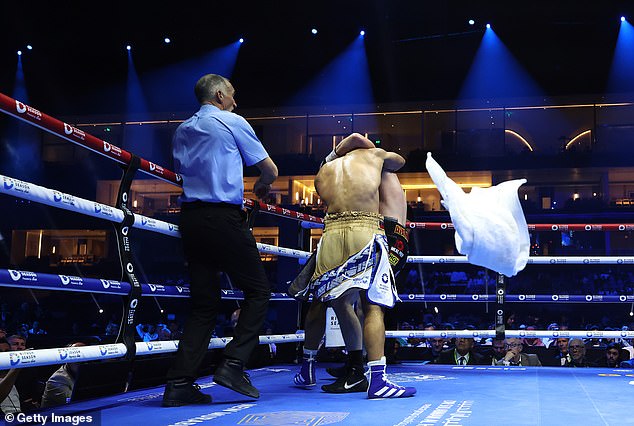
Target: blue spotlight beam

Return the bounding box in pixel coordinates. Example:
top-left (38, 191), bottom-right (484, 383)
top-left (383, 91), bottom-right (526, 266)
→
top-left (458, 26), bottom-right (544, 106)
top-left (607, 18), bottom-right (634, 98)
top-left (286, 34), bottom-right (374, 107)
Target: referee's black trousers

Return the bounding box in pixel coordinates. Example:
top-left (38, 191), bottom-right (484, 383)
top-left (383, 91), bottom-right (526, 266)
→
top-left (166, 202), bottom-right (271, 381)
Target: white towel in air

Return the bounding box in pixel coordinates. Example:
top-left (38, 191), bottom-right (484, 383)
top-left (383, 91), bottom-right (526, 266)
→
top-left (425, 152), bottom-right (529, 277)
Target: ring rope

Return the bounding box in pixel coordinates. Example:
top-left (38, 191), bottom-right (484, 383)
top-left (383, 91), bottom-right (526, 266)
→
top-left (0, 173), bottom-right (312, 259)
top-left (0, 93), bottom-right (181, 186)
top-left (303, 221), bottom-right (634, 232)
top-left (385, 330), bottom-right (634, 339)
top-left (2, 328), bottom-right (631, 371)
top-left (4, 175), bottom-right (632, 265)
top-left (0, 92), bottom-right (325, 225)
top-left (407, 255), bottom-right (634, 265)
top-left (0, 334), bottom-right (306, 370)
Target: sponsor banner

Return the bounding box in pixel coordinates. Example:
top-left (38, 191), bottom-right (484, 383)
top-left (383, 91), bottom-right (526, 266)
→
top-left (0, 269), bottom-right (131, 295)
top-left (257, 243), bottom-right (310, 259)
top-left (1, 172), bottom-right (178, 238)
top-left (325, 307), bottom-right (345, 347)
top-left (507, 295), bottom-right (632, 303)
top-left (399, 294), bottom-right (491, 302)
top-left (0, 344), bottom-right (127, 370)
top-left (135, 341), bottom-right (179, 355)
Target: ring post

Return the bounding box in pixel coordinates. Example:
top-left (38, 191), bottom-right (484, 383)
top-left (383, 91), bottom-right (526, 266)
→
top-left (495, 273), bottom-right (506, 341)
top-left (114, 154), bottom-right (143, 363)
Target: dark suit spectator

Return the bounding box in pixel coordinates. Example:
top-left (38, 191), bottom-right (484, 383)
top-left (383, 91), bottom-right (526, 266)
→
top-left (494, 338), bottom-right (542, 366)
top-left (566, 338), bottom-right (594, 367)
top-left (553, 338), bottom-right (571, 366)
top-left (488, 338), bottom-right (507, 365)
top-left (433, 337), bottom-right (486, 365)
top-left (596, 342), bottom-right (623, 368)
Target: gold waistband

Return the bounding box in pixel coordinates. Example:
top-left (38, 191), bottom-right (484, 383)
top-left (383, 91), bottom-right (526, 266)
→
top-left (324, 211), bottom-right (383, 224)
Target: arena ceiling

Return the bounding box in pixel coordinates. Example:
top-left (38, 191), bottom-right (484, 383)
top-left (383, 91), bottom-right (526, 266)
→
top-left (1, 1), bottom-right (634, 116)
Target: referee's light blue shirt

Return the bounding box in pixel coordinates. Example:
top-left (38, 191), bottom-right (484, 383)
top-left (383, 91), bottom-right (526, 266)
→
top-left (172, 104), bottom-right (270, 206)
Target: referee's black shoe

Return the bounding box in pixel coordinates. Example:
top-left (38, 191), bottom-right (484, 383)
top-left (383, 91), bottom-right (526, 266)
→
top-left (213, 358), bottom-right (260, 398)
top-left (162, 380), bottom-right (212, 407)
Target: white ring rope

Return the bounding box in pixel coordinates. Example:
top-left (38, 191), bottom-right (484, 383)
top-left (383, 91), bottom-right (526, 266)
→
top-left (0, 173), bottom-right (311, 258)
top-left (4, 329), bottom-right (631, 370)
top-left (0, 334), bottom-right (306, 370)
top-left (1, 174), bottom-right (179, 238)
top-left (406, 255), bottom-right (634, 265)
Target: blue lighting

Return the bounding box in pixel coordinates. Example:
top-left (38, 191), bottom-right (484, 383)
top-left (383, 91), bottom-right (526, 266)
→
top-left (468, 19), bottom-right (475, 25)
top-left (239, 38), bottom-right (244, 43)
top-left (621, 16), bottom-right (626, 22)
top-left (17, 50), bottom-right (22, 56)
top-left (164, 37), bottom-right (171, 44)
top-left (131, 41), bottom-right (241, 113)
top-left (126, 45), bottom-right (131, 51)
top-left (26, 45), bottom-right (32, 50)
top-left (312, 28), bottom-right (318, 35)
top-left (286, 34), bottom-right (374, 108)
top-left (458, 25), bottom-right (543, 105)
top-left (360, 30), bottom-right (365, 36)
top-left (486, 23), bottom-right (491, 29)
top-left (607, 17), bottom-right (634, 98)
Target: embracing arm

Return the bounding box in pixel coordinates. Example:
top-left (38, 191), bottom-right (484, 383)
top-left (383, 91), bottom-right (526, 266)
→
top-left (323, 133), bottom-right (375, 164)
top-left (381, 151), bottom-right (406, 172)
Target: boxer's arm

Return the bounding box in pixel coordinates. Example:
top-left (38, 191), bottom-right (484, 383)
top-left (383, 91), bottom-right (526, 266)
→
top-left (381, 151), bottom-right (406, 172)
top-left (322, 133), bottom-right (375, 166)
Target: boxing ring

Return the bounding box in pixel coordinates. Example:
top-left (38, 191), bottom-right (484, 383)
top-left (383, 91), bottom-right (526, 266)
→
top-left (1, 93), bottom-right (634, 425)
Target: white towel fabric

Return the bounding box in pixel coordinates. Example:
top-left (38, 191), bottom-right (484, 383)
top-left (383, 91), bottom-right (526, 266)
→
top-left (425, 152), bottom-right (529, 277)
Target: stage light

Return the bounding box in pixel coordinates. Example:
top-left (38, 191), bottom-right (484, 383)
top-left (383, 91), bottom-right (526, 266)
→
top-left (311, 28), bottom-right (318, 35)
top-left (621, 16), bottom-right (626, 22)
top-left (164, 37), bottom-right (171, 44)
top-left (468, 19), bottom-right (475, 25)
top-left (239, 38), bottom-right (244, 43)
top-left (360, 30), bottom-right (365, 36)
top-left (486, 23), bottom-right (491, 29)
top-left (17, 50), bottom-right (22, 56)
top-left (126, 45), bottom-right (131, 51)
top-left (26, 45), bottom-right (33, 50)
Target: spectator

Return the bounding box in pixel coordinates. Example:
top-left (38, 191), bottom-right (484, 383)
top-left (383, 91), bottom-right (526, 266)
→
top-left (494, 338), bottom-right (542, 366)
top-left (168, 321), bottom-right (183, 340)
top-left (0, 336), bottom-right (26, 414)
top-left (135, 324), bottom-right (158, 342)
top-left (40, 342), bottom-right (86, 408)
top-left (522, 326), bottom-right (545, 347)
top-left (27, 321), bottom-right (46, 336)
top-left (157, 324), bottom-right (172, 341)
top-left (553, 338), bottom-right (571, 366)
top-left (542, 323), bottom-right (559, 349)
top-left (7, 335), bottom-right (26, 351)
top-left (434, 337), bottom-right (486, 365)
top-left (598, 342), bottom-right (623, 368)
top-left (104, 320), bottom-right (119, 336)
top-left (567, 338), bottom-right (593, 367)
top-left (426, 337), bottom-right (447, 363)
top-left (488, 337), bottom-right (507, 365)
